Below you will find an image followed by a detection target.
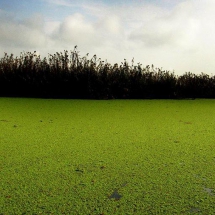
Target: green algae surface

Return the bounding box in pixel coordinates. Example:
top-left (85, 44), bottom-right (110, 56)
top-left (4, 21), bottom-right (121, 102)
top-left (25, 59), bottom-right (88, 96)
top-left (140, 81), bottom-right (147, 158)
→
top-left (1, 98), bottom-right (215, 214)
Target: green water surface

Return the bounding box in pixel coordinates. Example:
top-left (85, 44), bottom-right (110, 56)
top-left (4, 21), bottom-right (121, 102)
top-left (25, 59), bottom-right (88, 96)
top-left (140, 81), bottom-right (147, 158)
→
top-left (1, 98), bottom-right (215, 214)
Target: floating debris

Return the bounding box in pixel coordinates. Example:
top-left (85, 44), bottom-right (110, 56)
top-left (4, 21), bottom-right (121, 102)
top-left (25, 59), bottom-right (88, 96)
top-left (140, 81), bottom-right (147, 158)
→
top-left (184, 121), bottom-right (192, 124)
top-left (79, 182), bottom-right (86, 186)
top-left (174, 140), bottom-right (180, 143)
top-left (75, 169), bottom-right (84, 173)
top-left (121, 182), bottom-right (128, 187)
top-left (179, 120), bottom-right (192, 124)
top-left (0, 119), bottom-right (9, 122)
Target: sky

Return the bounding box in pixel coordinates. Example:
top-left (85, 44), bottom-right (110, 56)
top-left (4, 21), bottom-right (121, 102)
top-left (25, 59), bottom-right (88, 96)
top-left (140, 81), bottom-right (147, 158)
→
top-left (0, 0), bottom-right (215, 75)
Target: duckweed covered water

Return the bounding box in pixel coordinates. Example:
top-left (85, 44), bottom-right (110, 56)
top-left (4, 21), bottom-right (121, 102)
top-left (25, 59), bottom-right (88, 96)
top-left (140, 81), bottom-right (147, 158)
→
top-left (1, 98), bottom-right (215, 214)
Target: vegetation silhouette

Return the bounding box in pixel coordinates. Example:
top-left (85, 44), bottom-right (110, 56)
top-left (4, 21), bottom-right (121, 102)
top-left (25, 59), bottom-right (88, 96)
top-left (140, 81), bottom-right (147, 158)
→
top-left (0, 46), bottom-right (215, 99)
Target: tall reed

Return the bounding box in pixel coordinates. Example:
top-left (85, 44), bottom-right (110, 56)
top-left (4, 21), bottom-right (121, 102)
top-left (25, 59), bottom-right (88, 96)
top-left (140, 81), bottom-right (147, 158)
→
top-left (0, 46), bottom-right (215, 99)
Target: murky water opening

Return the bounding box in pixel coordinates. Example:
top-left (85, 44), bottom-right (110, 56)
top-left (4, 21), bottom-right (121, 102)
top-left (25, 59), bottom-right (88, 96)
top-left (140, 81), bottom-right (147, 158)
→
top-left (203, 187), bottom-right (214, 196)
top-left (189, 207), bottom-right (201, 213)
top-left (109, 190), bottom-right (122, 200)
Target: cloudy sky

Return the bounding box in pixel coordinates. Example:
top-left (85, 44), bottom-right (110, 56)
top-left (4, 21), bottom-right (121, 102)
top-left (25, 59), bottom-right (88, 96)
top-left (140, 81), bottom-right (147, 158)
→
top-left (0, 0), bottom-right (215, 75)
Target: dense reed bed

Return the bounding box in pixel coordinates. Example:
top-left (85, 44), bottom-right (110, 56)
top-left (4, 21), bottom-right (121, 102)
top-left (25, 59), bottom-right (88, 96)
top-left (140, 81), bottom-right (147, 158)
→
top-left (0, 46), bottom-right (215, 99)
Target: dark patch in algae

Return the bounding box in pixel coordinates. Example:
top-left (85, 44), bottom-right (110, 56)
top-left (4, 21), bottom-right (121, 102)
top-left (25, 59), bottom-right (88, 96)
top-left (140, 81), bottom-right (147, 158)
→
top-left (189, 207), bottom-right (201, 213)
top-left (109, 190), bottom-right (122, 200)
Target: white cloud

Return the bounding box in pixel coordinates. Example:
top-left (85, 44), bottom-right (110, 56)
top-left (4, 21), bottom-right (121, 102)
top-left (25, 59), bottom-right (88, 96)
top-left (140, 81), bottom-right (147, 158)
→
top-left (44, 21), bottom-right (61, 35)
top-left (95, 15), bottom-right (123, 35)
top-left (0, 11), bottom-right (47, 52)
top-left (53, 13), bottom-right (95, 41)
top-left (1, 0), bottom-right (215, 75)
top-left (129, 1), bottom-right (201, 51)
top-left (44, 0), bottom-right (75, 7)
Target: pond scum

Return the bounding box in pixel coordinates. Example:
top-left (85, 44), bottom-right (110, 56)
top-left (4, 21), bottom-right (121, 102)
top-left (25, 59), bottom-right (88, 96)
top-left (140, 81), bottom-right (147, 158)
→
top-left (0, 46), bottom-right (215, 99)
